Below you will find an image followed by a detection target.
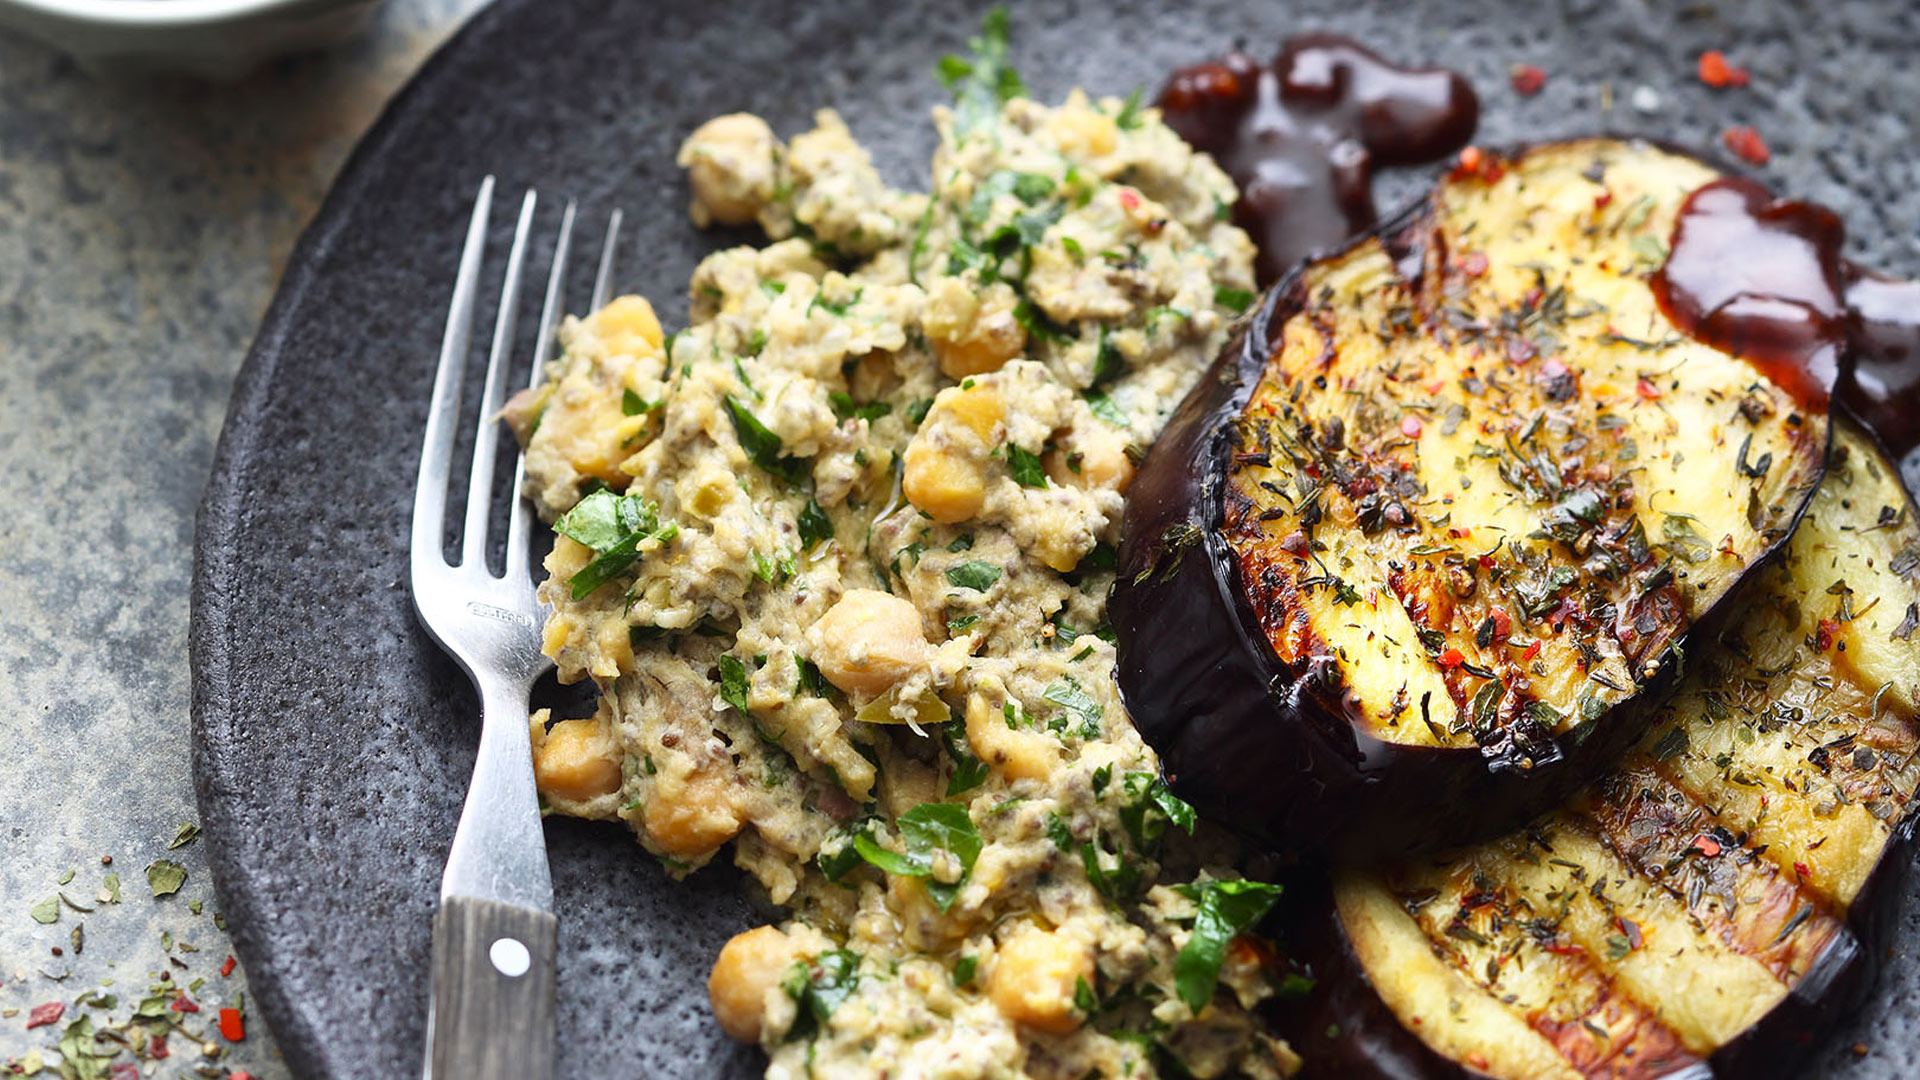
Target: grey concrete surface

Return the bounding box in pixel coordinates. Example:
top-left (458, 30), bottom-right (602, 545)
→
top-left (0, 2), bottom-right (485, 1073)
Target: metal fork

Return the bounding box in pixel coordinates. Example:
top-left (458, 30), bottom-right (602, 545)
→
top-left (410, 178), bottom-right (622, 1080)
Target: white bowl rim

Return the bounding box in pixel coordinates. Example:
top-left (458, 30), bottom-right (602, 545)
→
top-left (0, 0), bottom-right (334, 28)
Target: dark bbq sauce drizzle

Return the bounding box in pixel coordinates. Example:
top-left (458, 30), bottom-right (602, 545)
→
top-left (1648, 177), bottom-right (1920, 457)
top-left (1841, 270), bottom-right (1920, 459)
top-left (1156, 35), bottom-right (1478, 285)
top-left (1649, 177), bottom-right (1846, 413)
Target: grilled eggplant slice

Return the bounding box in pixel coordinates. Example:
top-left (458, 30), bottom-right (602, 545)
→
top-left (1112, 139), bottom-right (1833, 858)
top-left (1303, 421), bottom-right (1920, 1079)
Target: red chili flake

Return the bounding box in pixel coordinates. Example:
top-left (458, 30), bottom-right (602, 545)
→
top-left (1438, 648), bottom-right (1466, 669)
top-left (1636, 377), bottom-right (1662, 401)
top-left (221, 954), bottom-right (238, 978)
top-left (1510, 63), bottom-right (1547, 96)
top-left (1815, 618), bottom-right (1842, 651)
top-left (1617, 916), bottom-right (1644, 950)
top-left (1522, 640), bottom-right (1543, 661)
top-left (1722, 125), bottom-right (1771, 165)
top-left (151, 1034), bottom-right (169, 1059)
top-left (1278, 530), bottom-right (1310, 558)
top-left (1452, 146), bottom-right (1506, 184)
top-left (1697, 50), bottom-right (1750, 89)
top-left (1593, 189), bottom-right (1614, 210)
top-left (1448, 526), bottom-right (1473, 539)
top-left (1489, 610), bottom-right (1513, 641)
top-left (1508, 338), bottom-right (1537, 365)
top-left (1467, 1052), bottom-right (1491, 1071)
top-left (1116, 188), bottom-right (1140, 211)
top-left (232, 1074), bottom-right (257, 1080)
top-left (1795, 861), bottom-right (1813, 881)
top-left (26, 1001), bottom-right (64, 1029)
top-left (1479, 554), bottom-right (1496, 569)
top-left (1692, 835), bottom-right (1723, 857)
top-left (1425, 379), bottom-right (1445, 394)
top-left (169, 993), bottom-right (200, 1014)
top-left (219, 1008), bottom-right (246, 1042)
top-left (1458, 251), bottom-right (1489, 277)
top-left (1400, 415), bottom-right (1424, 438)
top-left (1542, 937), bottom-right (1584, 956)
top-left (111, 1065), bottom-right (138, 1080)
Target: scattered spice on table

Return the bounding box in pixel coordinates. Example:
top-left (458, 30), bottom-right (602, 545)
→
top-left (1722, 125), bottom-right (1771, 164)
top-left (1697, 49), bottom-right (1750, 89)
top-left (1510, 63), bottom-right (1546, 95)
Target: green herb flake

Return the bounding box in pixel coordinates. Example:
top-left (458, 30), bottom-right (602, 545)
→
top-left (851, 803), bottom-right (984, 912)
top-left (621, 388), bottom-right (658, 416)
top-left (146, 859), bottom-right (188, 898)
top-left (1083, 390), bottom-right (1127, 426)
top-left (935, 7), bottom-right (1025, 139)
top-left (1074, 975), bottom-right (1100, 1015)
top-left (719, 655), bottom-right (753, 715)
top-left (168, 823), bottom-right (201, 850)
top-left (1172, 878), bottom-right (1284, 1012)
top-left (555, 490), bottom-right (676, 599)
top-left (1651, 725), bottom-right (1690, 762)
top-left (946, 560), bottom-right (1003, 592)
top-left (30, 895), bottom-right (59, 924)
top-left (724, 394), bottom-right (811, 486)
top-left (798, 498), bottom-right (835, 548)
top-left (1006, 443), bottom-right (1049, 487)
top-left (784, 949), bottom-right (861, 1038)
top-left (941, 718), bottom-right (990, 795)
top-left (1042, 676), bottom-right (1104, 733)
top-left (953, 954), bottom-right (979, 986)
top-left (1213, 286), bottom-right (1257, 314)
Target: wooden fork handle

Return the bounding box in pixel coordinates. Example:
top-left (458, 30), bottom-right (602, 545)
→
top-left (427, 895), bottom-right (558, 1080)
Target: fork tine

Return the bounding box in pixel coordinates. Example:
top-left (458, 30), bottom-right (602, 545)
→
top-left (412, 177), bottom-right (495, 579)
top-left (590, 208), bottom-right (623, 312)
top-left (506, 200), bottom-right (577, 584)
top-left (459, 189), bottom-right (538, 572)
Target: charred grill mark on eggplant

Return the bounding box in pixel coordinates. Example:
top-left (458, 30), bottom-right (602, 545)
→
top-left (1113, 138), bottom-right (1835, 860)
top-left (1317, 422), bottom-right (1920, 1079)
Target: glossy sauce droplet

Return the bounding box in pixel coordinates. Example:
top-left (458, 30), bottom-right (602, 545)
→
top-left (1157, 35), bottom-right (1478, 285)
top-left (1840, 269), bottom-right (1920, 459)
top-left (1649, 177), bottom-right (1845, 412)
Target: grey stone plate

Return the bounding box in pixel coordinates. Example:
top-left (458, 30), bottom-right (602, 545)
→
top-left (190, 0), bottom-right (1920, 1076)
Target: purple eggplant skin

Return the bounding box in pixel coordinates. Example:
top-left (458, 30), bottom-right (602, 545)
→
top-left (1108, 146), bottom-right (1831, 863)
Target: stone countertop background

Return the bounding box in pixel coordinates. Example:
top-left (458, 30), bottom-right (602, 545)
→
top-left (0, 1), bottom-right (485, 1073)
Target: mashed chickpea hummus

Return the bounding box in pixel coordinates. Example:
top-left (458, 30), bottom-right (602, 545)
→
top-left (508, 36), bottom-right (1297, 1077)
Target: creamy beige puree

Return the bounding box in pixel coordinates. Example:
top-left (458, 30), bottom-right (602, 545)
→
top-left (507, 43), bottom-right (1298, 1077)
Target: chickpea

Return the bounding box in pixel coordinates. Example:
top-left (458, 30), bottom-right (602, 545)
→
top-left (642, 768), bottom-right (742, 860)
top-left (807, 589), bottom-right (931, 696)
top-left (708, 925), bottom-right (802, 1043)
top-left (588, 295), bottom-right (665, 357)
top-left (531, 717), bottom-right (624, 802)
top-left (1048, 104), bottom-right (1119, 160)
top-left (928, 281), bottom-right (1027, 379)
top-left (903, 382), bottom-right (1005, 523)
top-left (942, 382), bottom-right (1006, 442)
top-left (1044, 424), bottom-right (1135, 493)
top-left (676, 113), bottom-right (779, 227)
top-left (964, 693), bottom-right (1060, 782)
top-left (903, 438), bottom-right (987, 524)
top-left (989, 923), bottom-right (1094, 1034)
